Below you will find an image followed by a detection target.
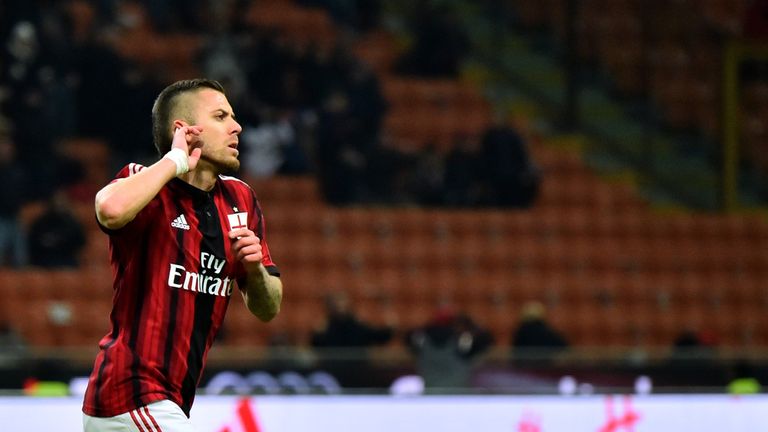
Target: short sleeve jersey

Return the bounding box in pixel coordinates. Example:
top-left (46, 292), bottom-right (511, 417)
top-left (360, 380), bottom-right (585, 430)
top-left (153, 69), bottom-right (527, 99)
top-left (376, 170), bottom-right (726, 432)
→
top-left (82, 163), bottom-right (279, 417)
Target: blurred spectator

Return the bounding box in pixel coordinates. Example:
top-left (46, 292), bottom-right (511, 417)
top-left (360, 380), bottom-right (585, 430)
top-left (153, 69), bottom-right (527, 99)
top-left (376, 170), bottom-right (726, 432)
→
top-left (198, 0), bottom-right (250, 105)
top-left (138, 0), bottom-right (210, 34)
top-left (0, 127), bottom-right (30, 267)
top-left (295, 41), bottom-right (334, 108)
top-left (404, 308), bottom-right (493, 391)
top-left (443, 134), bottom-right (484, 207)
top-left (510, 301), bottom-right (568, 363)
top-left (0, 1), bottom-right (26, 40)
top-left (27, 188), bottom-right (86, 268)
top-left (315, 90), bottom-right (371, 204)
top-left (299, 0), bottom-right (381, 33)
top-left (480, 113), bottom-right (540, 207)
top-left (311, 291), bottom-right (394, 348)
top-left (55, 151), bottom-right (99, 204)
top-left (71, 25), bottom-right (134, 156)
top-left (395, 1), bottom-right (470, 77)
top-left (201, 32), bottom-right (249, 104)
top-left (0, 319), bottom-right (27, 364)
top-left (409, 141), bottom-right (446, 205)
top-left (364, 132), bottom-right (413, 204)
top-left (241, 108), bottom-right (303, 178)
top-left (246, 30), bottom-right (293, 108)
top-left (105, 68), bottom-right (163, 167)
top-left (1, 18), bottom-right (76, 177)
top-left (668, 328), bottom-right (719, 368)
top-left (278, 112), bottom-right (314, 176)
top-left (345, 60), bottom-right (387, 142)
top-left (350, 0), bottom-right (382, 33)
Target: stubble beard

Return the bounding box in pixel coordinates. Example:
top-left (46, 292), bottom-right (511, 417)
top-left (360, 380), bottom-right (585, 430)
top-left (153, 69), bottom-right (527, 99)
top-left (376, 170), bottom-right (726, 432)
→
top-left (201, 153), bottom-right (240, 175)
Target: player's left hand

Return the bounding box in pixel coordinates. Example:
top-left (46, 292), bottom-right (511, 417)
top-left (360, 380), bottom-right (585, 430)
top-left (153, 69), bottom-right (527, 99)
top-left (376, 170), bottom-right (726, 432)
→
top-left (229, 228), bottom-right (263, 266)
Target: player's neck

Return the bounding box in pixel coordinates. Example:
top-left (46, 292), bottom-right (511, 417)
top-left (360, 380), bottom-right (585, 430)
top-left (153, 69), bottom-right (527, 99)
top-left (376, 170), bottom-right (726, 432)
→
top-left (179, 168), bottom-right (217, 192)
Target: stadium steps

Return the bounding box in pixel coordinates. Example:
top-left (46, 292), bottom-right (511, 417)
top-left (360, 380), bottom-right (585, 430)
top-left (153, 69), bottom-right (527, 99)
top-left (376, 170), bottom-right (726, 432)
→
top-left (5, 1), bottom-right (768, 354)
top-left (5, 166), bottom-right (768, 350)
top-left (465, 11), bottom-right (727, 210)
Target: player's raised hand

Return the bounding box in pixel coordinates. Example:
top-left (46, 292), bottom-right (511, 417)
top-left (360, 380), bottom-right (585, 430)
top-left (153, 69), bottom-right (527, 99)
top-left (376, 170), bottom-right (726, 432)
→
top-left (172, 125), bottom-right (203, 171)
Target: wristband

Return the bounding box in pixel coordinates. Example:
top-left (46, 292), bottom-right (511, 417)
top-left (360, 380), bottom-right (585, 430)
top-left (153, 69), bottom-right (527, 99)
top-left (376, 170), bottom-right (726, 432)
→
top-left (164, 148), bottom-right (189, 176)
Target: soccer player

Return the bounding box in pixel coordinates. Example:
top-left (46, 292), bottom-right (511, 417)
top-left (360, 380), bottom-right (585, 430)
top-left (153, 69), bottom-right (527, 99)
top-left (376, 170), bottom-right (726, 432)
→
top-left (82, 79), bottom-right (283, 431)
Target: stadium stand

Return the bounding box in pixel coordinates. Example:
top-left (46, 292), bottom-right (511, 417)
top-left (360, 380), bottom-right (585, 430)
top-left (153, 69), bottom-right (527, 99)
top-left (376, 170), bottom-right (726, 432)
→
top-left (1, 1), bottom-right (767, 386)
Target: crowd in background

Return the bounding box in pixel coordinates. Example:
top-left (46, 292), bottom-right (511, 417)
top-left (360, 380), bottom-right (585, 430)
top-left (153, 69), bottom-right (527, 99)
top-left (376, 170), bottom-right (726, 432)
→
top-left (0, 0), bottom-right (539, 268)
top-left (2, 1), bottom-right (766, 396)
top-left (0, 0), bottom-right (542, 388)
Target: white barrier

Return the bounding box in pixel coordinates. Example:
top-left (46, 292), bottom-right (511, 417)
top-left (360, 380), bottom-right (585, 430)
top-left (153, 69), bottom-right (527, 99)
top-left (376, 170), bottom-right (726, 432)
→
top-left (0, 394), bottom-right (766, 431)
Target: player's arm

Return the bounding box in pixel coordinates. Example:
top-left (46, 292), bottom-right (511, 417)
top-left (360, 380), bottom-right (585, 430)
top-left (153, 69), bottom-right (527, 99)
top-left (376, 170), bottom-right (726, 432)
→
top-left (95, 126), bottom-right (202, 230)
top-left (229, 228), bottom-right (283, 322)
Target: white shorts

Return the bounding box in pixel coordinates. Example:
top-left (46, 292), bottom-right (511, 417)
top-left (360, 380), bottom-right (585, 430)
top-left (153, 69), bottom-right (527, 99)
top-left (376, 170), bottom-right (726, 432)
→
top-left (83, 399), bottom-right (196, 432)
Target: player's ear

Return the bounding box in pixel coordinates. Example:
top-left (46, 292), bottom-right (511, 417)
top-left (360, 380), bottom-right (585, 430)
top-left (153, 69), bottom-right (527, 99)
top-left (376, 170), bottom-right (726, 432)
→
top-left (173, 120), bottom-right (189, 131)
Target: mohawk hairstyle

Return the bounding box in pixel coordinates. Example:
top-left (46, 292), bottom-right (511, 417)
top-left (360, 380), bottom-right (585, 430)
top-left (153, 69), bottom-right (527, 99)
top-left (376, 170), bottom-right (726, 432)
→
top-left (151, 78), bottom-right (225, 155)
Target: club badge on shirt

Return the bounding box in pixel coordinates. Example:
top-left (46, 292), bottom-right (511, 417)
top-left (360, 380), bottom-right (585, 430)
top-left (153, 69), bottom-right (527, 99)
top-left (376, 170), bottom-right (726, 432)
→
top-left (227, 212), bottom-right (248, 231)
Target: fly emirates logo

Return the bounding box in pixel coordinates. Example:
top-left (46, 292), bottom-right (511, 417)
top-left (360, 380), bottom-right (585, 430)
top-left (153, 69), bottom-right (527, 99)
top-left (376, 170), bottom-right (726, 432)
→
top-left (167, 252), bottom-right (235, 297)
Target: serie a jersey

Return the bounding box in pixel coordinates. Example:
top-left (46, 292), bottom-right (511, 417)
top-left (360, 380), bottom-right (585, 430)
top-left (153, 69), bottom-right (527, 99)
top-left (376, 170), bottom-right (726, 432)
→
top-left (83, 163), bottom-right (279, 418)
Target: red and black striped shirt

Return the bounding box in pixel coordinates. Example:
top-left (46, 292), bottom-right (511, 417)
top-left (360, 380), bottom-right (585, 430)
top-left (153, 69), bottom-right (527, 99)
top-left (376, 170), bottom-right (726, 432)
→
top-left (83, 164), bottom-right (279, 417)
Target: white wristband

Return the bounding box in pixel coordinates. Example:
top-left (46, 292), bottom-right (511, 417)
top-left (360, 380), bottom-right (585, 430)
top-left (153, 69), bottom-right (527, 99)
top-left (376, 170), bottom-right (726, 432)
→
top-left (164, 148), bottom-right (189, 176)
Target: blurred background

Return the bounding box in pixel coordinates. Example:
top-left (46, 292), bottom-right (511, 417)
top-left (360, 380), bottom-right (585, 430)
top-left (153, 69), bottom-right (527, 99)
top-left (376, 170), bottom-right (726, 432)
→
top-left (1, 0), bottom-right (768, 401)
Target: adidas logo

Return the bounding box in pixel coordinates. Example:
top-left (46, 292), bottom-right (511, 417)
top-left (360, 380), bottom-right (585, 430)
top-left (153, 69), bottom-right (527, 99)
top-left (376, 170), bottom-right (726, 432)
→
top-left (171, 214), bottom-right (190, 230)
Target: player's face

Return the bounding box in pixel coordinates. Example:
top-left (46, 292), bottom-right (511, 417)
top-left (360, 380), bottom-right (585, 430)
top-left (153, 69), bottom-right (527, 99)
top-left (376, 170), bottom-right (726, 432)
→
top-left (191, 88), bottom-right (242, 173)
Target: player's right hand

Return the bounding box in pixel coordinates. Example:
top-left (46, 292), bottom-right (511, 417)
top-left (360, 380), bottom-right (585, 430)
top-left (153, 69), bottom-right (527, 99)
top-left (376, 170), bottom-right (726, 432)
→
top-left (172, 125), bottom-right (203, 171)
